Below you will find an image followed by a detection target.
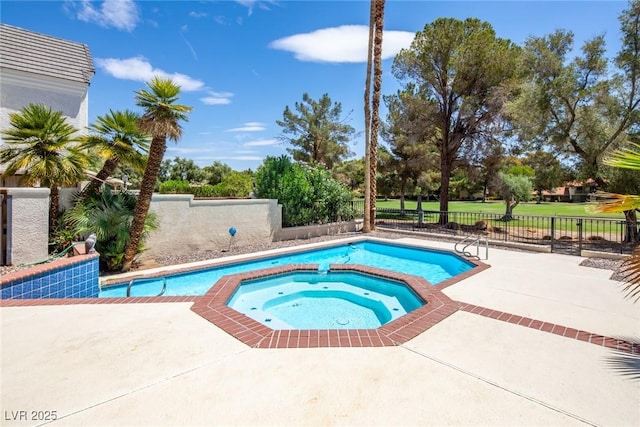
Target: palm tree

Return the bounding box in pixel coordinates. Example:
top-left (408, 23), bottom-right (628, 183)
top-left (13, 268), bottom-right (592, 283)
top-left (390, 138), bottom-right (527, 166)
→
top-left (121, 77), bottom-right (192, 272)
top-left (0, 103), bottom-right (88, 235)
top-left (363, 0), bottom-right (386, 232)
top-left (595, 140), bottom-right (640, 301)
top-left (78, 109), bottom-right (149, 200)
top-left (369, 0), bottom-right (385, 230)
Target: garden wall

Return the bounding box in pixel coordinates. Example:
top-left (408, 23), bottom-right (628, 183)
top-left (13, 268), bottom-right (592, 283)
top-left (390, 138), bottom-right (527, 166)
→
top-left (143, 195), bottom-right (282, 258)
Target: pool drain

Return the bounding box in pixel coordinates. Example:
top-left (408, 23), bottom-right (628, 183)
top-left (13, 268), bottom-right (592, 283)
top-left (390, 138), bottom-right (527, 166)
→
top-left (336, 319), bottom-right (349, 325)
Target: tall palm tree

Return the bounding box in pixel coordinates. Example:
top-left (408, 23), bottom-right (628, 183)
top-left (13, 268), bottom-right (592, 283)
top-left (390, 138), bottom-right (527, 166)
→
top-left (121, 77), bottom-right (192, 272)
top-left (363, 0), bottom-right (375, 233)
top-left (595, 140), bottom-right (640, 301)
top-left (0, 103), bottom-right (88, 235)
top-left (364, 0), bottom-right (386, 231)
top-left (78, 109), bottom-right (149, 200)
top-left (369, 0), bottom-right (385, 230)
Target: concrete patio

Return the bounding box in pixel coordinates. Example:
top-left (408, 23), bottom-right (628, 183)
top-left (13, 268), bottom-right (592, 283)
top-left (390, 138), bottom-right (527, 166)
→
top-left (1, 238), bottom-right (639, 426)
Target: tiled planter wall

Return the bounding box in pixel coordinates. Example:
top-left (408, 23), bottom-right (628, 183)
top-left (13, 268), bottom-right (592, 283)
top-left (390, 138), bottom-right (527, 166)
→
top-left (0, 254), bottom-right (100, 299)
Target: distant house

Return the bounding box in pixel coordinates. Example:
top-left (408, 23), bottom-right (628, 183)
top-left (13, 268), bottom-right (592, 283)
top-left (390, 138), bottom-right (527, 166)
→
top-left (0, 23), bottom-right (95, 187)
top-left (539, 179), bottom-right (599, 203)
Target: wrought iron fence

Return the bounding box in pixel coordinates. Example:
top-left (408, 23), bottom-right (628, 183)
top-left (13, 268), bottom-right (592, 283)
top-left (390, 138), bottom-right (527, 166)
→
top-left (373, 208), bottom-right (638, 255)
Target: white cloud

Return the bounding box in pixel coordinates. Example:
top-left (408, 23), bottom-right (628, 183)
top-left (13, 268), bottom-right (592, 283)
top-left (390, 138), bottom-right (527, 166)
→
top-left (200, 91), bottom-right (234, 105)
top-left (72, 0), bottom-right (140, 31)
top-left (226, 122), bottom-right (266, 132)
top-left (95, 56), bottom-right (205, 91)
top-left (269, 25), bottom-right (415, 63)
top-left (189, 11), bottom-right (207, 18)
top-left (244, 139), bottom-right (279, 147)
top-left (235, 0), bottom-right (277, 16)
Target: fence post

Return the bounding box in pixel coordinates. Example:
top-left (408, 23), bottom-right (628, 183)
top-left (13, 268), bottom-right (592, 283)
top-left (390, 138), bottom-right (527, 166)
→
top-left (577, 218), bottom-right (583, 254)
top-left (550, 217), bottom-right (555, 252)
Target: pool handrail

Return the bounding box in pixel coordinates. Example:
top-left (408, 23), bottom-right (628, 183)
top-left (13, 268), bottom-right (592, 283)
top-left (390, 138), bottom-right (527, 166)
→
top-left (126, 276), bottom-right (167, 297)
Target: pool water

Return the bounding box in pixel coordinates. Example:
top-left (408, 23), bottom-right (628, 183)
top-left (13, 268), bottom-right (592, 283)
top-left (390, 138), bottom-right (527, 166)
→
top-left (227, 271), bottom-right (425, 329)
top-left (100, 240), bottom-right (474, 297)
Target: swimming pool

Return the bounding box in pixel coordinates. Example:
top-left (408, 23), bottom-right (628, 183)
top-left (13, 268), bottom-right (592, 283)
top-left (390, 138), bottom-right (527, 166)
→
top-left (227, 270), bottom-right (425, 329)
top-left (100, 239), bottom-right (476, 297)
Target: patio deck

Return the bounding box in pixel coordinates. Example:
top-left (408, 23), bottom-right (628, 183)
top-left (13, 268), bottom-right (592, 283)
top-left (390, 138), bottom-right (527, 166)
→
top-left (1, 238), bottom-right (638, 426)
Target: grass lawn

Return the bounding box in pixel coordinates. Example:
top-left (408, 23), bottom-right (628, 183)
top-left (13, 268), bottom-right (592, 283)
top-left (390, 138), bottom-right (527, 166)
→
top-left (370, 199), bottom-right (623, 219)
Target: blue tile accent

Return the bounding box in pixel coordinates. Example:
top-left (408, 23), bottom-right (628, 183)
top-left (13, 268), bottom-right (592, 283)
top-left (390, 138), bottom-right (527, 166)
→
top-left (1, 256), bottom-right (100, 300)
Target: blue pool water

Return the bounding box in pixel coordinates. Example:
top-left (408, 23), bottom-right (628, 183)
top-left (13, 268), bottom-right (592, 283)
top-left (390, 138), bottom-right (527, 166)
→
top-left (99, 240), bottom-right (474, 298)
top-left (228, 271), bottom-right (425, 329)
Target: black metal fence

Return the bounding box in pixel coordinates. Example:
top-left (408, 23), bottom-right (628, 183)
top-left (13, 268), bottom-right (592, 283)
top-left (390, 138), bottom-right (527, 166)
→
top-left (364, 207), bottom-right (637, 256)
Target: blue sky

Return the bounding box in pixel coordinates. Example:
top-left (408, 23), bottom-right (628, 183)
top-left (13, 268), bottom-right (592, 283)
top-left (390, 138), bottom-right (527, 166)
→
top-left (1, 0), bottom-right (628, 171)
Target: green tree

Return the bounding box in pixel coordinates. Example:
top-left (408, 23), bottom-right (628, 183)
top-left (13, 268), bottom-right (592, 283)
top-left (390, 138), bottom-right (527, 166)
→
top-left (78, 110), bottom-right (149, 200)
top-left (165, 157), bottom-right (205, 183)
top-left (0, 103), bottom-right (88, 235)
top-left (213, 171), bottom-right (253, 197)
top-left (381, 87), bottom-right (438, 211)
top-left (522, 151), bottom-right (568, 203)
top-left (392, 18), bottom-right (521, 223)
top-left (498, 172), bottom-right (533, 221)
top-left (508, 1), bottom-right (640, 186)
top-left (122, 78), bottom-right (192, 272)
top-left (333, 158), bottom-right (365, 193)
top-left (203, 161), bottom-right (232, 185)
top-left (276, 93), bottom-right (355, 169)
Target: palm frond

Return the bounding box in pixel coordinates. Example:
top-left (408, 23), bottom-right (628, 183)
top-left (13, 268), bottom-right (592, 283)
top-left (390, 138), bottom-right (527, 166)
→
top-left (618, 246), bottom-right (640, 302)
top-left (590, 192), bottom-right (640, 214)
top-left (604, 141), bottom-right (640, 170)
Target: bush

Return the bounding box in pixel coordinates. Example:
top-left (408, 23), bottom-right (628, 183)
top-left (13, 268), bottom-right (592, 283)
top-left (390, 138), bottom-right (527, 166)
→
top-left (159, 180), bottom-right (191, 194)
top-left (255, 156), bottom-right (355, 227)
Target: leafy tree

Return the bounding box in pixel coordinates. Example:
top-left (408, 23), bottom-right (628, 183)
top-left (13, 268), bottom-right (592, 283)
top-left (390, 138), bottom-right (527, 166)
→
top-left (122, 77), bottom-right (192, 272)
top-left (0, 103), bottom-right (88, 235)
top-left (78, 110), bottom-right (149, 200)
top-left (497, 172), bottom-right (533, 221)
top-left (392, 18), bottom-right (521, 222)
top-left (165, 157), bottom-right (205, 183)
top-left (507, 1), bottom-right (640, 186)
top-left (381, 87), bottom-right (438, 210)
top-left (212, 171), bottom-right (253, 197)
top-left (276, 93), bottom-right (355, 169)
top-left (522, 151), bottom-right (569, 203)
top-left (254, 156), bottom-right (354, 226)
top-left (65, 187), bottom-right (158, 271)
top-left (203, 161), bottom-right (232, 185)
top-left (333, 158), bottom-right (365, 193)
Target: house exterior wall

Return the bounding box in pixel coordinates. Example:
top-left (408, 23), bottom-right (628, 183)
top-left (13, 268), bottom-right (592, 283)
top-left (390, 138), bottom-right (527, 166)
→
top-left (0, 69), bottom-right (90, 135)
top-left (1, 187), bottom-right (50, 265)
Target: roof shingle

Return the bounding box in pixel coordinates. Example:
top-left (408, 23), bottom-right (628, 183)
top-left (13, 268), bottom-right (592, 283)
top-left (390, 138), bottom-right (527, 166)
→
top-left (0, 24), bottom-right (95, 84)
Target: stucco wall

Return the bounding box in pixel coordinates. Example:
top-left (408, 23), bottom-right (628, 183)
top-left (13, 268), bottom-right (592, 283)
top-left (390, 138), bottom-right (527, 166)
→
top-left (0, 70), bottom-right (90, 133)
top-left (2, 187), bottom-right (49, 265)
top-left (142, 195), bottom-right (282, 259)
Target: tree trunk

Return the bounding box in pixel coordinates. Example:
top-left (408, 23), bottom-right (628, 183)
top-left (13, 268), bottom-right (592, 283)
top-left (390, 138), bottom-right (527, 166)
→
top-left (502, 200), bottom-right (518, 222)
top-left (121, 137), bottom-right (166, 271)
top-left (400, 192), bottom-right (405, 216)
top-left (78, 157), bottom-right (120, 201)
top-left (362, 0), bottom-right (375, 234)
top-left (369, 0), bottom-right (385, 231)
top-left (438, 155), bottom-right (451, 225)
top-left (49, 185), bottom-right (59, 238)
top-left (623, 209), bottom-right (639, 243)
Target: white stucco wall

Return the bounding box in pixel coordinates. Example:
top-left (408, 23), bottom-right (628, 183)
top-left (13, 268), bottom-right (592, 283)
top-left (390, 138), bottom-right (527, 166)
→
top-left (2, 187), bottom-right (49, 265)
top-left (143, 195), bottom-right (282, 259)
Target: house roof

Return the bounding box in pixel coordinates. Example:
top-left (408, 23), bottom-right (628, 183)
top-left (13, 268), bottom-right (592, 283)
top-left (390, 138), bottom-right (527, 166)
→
top-left (0, 24), bottom-right (95, 84)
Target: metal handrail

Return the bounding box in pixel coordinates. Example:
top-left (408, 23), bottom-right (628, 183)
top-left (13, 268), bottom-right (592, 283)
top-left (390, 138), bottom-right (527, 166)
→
top-left (126, 276), bottom-right (167, 297)
top-left (454, 234), bottom-right (489, 260)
